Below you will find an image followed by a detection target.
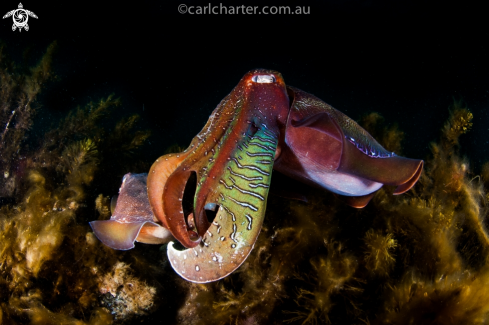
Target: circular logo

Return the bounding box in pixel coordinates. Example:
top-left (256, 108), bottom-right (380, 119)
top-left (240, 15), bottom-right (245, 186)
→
top-left (13, 9), bottom-right (28, 28)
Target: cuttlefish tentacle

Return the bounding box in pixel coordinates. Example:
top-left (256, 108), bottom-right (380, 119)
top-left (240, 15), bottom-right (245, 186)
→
top-left (155, 92), bottom-right (247, 248)
top-left (163, 69), bottom-right (289, 282)
top-left (147, 152), bottom-right (199, 244)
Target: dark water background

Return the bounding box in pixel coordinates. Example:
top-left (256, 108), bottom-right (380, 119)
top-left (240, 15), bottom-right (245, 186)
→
top-left (1, 0), bottom-right (488, 180)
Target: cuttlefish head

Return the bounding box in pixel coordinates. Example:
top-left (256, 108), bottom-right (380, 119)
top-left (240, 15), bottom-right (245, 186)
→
top-left (147, 69), bottom-right (290, 282)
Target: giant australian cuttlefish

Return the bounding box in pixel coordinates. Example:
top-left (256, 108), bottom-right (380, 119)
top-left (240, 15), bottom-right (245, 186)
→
top-left (90, 69), bottom-right (423, 283)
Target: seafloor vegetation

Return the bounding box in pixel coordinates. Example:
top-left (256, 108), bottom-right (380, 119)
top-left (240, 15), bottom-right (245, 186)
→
top-left (1, 43), bottom-right (489, 324)
top-left (0, 43), bottom-right (159, 324)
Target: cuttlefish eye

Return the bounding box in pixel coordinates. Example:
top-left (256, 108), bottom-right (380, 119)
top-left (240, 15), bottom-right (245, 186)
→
top-left (251, 74), bottom-right (276, 83)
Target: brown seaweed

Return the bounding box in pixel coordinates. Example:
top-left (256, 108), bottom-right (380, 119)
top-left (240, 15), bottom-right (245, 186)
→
top-left (169, 102), bottom-right (489, 325)
top-left (0, 43), bottom-right (158, 324)
top-left (2, 42), bottom-right (489, 324)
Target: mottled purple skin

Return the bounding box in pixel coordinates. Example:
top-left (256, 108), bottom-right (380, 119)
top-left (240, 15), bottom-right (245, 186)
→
top-left (111, 173), bottom-right (154, 223)
top-left (90, 173), bottom-right (172, 250)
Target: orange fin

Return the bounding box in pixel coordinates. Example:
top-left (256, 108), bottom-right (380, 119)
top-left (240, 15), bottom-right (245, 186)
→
top-left (393, 160), bottom-right (424, 195)
top-left (335, 192), bottom-right (376, 208)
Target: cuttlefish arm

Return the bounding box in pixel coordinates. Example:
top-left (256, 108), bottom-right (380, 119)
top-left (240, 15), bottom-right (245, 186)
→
top-left (151, 70), bottom-right (290, 282)
top-left (167, 124), bottom-right (279, 282)
top-left (90, 173), bottom-right (173, 250)
top-left (274, 86), bottom-right (423, 208)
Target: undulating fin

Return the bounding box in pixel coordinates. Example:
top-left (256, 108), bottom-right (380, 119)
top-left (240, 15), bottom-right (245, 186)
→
top-left (90, 220), bottom-right (169, 250)
top-left (338, 139), bottom-right (424, 194)
top-left (90, 173), bottom-right (173, 250)
top-left (274, 86), bottom-right (423, 199)
top-left (392, 160), bottom-right (423, 194)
